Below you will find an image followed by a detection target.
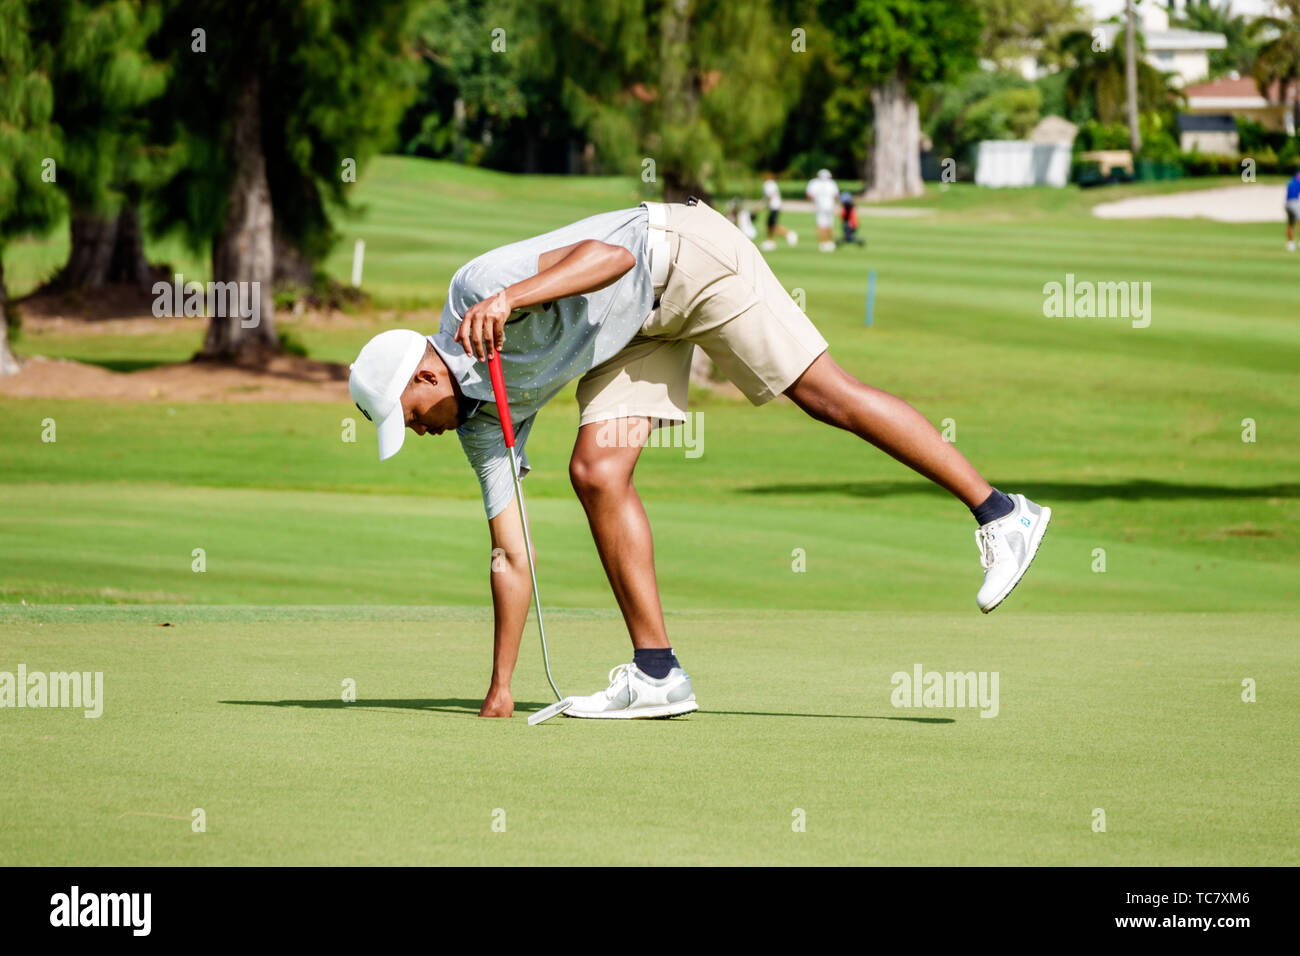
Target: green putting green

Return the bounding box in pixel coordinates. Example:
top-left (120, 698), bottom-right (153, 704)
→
top-left (1, 606), bottom-right (1294, 865)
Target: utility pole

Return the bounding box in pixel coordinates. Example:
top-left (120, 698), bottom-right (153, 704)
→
top-left (1125, 0), bottom-right (1142, 155)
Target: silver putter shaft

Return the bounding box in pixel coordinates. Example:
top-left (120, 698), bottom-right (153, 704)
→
top-left (487, 349), bottom-right (563, 703)
top-left (505, 444), bottom-right (562, 701)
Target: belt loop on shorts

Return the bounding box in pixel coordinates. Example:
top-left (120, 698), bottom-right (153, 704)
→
top-left (641, 201), bottom-right (671, 296)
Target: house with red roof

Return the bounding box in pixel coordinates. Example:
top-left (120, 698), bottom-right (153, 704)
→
top-left (1183, 76), bottom-right (1296, 136)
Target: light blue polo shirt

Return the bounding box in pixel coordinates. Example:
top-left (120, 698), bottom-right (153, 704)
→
top-left (429, 206), bottom-right (655, 518)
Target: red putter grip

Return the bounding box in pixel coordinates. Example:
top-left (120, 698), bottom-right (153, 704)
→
top-left (487, 350), bottom-right (515, 448)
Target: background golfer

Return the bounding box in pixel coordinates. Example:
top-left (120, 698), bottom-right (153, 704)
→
top-left (761, 173), bottom-right (797, 250)
top-left (1286, 168), bottom-right (1300, 251)
top-left (349, 199), bottom-right (1051, 719)
top-left (805, 168), bottom-right (841, 252)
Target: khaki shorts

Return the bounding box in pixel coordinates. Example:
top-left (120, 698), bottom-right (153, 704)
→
top-left (576, 201), bottom-right (828, 427)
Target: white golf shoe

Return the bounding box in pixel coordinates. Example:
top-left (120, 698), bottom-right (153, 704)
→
top-left (564, 663), bottom-right (698, 719)
top-left (760, 239), bottom-right (777, 251)
top-left (975, 493), bottom-right (1051, 613)
top-left (785, 230), bottom-right (798, 247)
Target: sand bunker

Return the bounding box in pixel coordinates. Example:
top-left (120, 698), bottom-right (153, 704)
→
top-left (1092, 184), bottom-right (1287, 223)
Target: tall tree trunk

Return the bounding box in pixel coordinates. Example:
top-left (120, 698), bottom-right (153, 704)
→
top-left (270, 170), bottom-right (322, 288)
top-left (60, 209), bottom-right (117, 289)
top-left (273, 225), bottom-right (314, 288)
top-left (0, 318), bottom-right (15, 376)
top-left (203, 70), bottom-right (277, 362)
top-left (659, 0), bottom-right (707, 202)
top-left (108, 203), bottom-right (151, 291)
top-left (1, 256), bottom-right (19, 376)
top-left (1124, 0), bottom-right (1142, 154)
top-left (55, 204), bottom-right (151, 291)
top-left (866, 75), bottom-right (924, 201)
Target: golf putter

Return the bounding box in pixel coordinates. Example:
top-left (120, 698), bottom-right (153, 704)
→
top-left (485, 349), bottom-right (572, 725)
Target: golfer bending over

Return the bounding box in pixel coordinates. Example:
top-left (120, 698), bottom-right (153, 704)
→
top-left (349, 199), bottom-right (1051, 719)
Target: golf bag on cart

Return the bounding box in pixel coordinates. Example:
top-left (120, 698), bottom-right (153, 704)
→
top-left (839, 190), bottom-right (864, 247)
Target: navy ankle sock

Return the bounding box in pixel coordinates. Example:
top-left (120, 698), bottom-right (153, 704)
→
top-left (971, 489), bottom-right (1015, 526)
top-left (633, 647), bottom-right (679, 679)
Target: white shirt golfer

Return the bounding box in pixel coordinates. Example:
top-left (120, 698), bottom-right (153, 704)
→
top-left (805, 171), bottom-right (839, 229)
top-left (763, 178), bottom-right (781, 211)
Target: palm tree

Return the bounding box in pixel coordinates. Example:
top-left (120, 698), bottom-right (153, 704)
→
top-left (1060, 27), bottom-right (1174, 126)
top-left (1172, 0), bottom-right (1260, 79)
top-left (1124, 0), bottom-right (1140, 152)
top-left (1251, 0), bottom-right (1300, 133)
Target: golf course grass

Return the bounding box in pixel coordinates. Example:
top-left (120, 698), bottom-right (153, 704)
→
top-left (2, 158), bottom-right (1297, 864)
top-left (3, 605), bottom-right (1294, 866)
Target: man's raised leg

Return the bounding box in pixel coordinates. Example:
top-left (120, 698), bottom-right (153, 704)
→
top-left (784, 351), bottom-right (992, 507)
top-left (783, 351), bottom-right (1051, 612)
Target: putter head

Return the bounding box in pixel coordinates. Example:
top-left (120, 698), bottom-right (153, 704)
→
top-left (527, 697), bottom-right (574, 725)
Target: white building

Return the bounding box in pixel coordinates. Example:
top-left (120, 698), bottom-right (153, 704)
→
top-left (974, 116), bottom-right (1078, 188)
top-left (1091, 4), bottom-right (1226, 87)
top-left (1009, 1), bottom-right (1236, 84)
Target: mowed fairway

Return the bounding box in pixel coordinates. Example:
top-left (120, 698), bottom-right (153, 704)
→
top-left (1, 606), bottom-right (1295, 866)
top-left (2, 158), bottom-right (1298, 864)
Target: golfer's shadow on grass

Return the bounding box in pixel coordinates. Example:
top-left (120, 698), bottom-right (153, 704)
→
top-left (744, 478), bottom-right (1300, 501)
top-left (220, 698), bottom-right (536, 717)
top-left (709, 710), bottom-right (953, 723)
top-left (220, 698), bottom-right (953, 723)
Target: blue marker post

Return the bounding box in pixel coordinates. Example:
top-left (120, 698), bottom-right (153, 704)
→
top-left (865, 269), bottom-right (876, 326)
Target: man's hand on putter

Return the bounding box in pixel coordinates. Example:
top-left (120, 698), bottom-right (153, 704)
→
top-left (457, 290), bottom-right (512, 361)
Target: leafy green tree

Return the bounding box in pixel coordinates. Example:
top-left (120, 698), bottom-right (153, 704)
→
top-left (0, 0), bottom-right (65, 373)
top-left (1074, 118), bottom-right (1132, 151)
top-left (1252, 0), bottom-right (1300, 133)
top-left (822, 0), bottom-right (982, 199)
top-left (767, 30), bottom-right (872, 179)
top-left (149, 0), bottom-right (422, 359)
top-left (964, 86), bottom-right (1043, 141)
top-left (1060, 27), bottom-right (1177, 127)
top-left (971, 0), bottom-right (1084, 72)
top-left (927, 70), bottom-right (1037, 163)
top-left (1034, 68), bottom-right (1078, 123)
top-left (516, 0), bottom-right (802, 200)
top-left (399, 0), bottom-right (530, 167)
top-left (28, 0), bottom-right (166, 292)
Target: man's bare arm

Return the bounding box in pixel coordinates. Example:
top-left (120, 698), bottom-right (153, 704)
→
top-left (521, 239), bottom-right (635, 307)
top-left (455, 240), bottom-right (636, 360)
top-left (478, 495), bottom-right (534, 717)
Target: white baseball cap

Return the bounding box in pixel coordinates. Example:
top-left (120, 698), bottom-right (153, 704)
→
top-left (817, 168), bottom-right (831, 180)
top-left (349, 329), bottom-right (428, 461)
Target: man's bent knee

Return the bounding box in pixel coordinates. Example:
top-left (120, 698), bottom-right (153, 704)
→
top-left (569, 450), bottom-right (634, 500)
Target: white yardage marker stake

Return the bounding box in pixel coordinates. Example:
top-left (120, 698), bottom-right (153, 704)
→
top-left (351, 239), bottom-right (365, 288)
